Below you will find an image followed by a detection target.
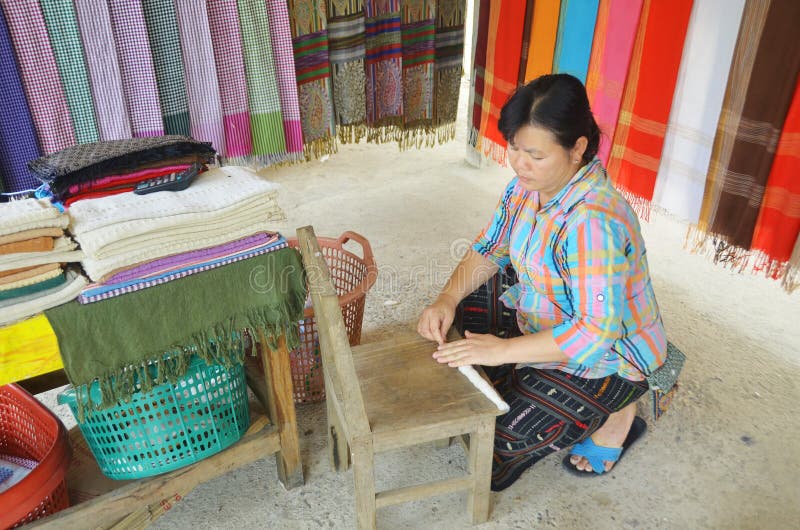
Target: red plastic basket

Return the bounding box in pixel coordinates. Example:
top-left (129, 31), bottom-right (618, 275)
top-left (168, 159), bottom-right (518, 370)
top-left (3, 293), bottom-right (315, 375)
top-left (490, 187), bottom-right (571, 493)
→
top-left (248, 231), bottom-right (377, 404)
top-left (0, 384), bottom-right (72, 528)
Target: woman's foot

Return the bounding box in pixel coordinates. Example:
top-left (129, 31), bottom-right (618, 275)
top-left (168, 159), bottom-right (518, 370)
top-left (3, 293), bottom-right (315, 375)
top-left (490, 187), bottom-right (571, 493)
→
top-left (569, 403), bottom-right (637, 473)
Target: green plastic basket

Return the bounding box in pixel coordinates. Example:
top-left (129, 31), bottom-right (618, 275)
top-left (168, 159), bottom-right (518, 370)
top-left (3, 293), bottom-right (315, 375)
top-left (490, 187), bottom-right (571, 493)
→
top-left (58, 356), bottom-right (249, 480)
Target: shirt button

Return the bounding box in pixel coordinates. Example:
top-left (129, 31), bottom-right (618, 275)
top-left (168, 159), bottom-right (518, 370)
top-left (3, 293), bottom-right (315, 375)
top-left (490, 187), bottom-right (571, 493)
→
top-left (596, 293), bottom-right (605, 302)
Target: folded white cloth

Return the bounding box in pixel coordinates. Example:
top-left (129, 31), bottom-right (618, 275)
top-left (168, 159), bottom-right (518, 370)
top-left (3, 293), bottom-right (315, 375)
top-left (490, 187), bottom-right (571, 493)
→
top-left (0, 270), bottom-right (87, 326)
top-left (0, 198), bottom-right (69, 237)
top-left (0, 237), bottom-right (85, 273)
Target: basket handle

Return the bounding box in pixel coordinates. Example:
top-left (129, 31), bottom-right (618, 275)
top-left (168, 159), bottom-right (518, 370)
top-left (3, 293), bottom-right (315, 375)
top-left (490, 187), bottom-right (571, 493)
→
top-left (337, 231), bottom-right (374, 265)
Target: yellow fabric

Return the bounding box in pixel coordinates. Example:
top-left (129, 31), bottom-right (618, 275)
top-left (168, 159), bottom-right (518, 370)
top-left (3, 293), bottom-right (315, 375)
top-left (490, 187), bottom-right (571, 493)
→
top-left (0, 313), bottom-right (62, 385)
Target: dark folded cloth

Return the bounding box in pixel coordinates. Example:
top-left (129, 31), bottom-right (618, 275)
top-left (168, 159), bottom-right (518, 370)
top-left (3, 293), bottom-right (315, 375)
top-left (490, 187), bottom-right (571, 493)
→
top-left (27, 136), bottom-right (216, 197)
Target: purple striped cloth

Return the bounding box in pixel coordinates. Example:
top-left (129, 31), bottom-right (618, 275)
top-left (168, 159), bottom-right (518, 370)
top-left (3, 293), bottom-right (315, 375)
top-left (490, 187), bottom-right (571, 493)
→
top-left (107, 0), bottom-right (164, 137)
top-left (174, 0), bottom-right (226, 155)
top-left (0, 7), bottom-right (41, 193)
top-left (266, 0), bottom-right (304, 159)
top-left (206, 1), bottom-right (253, 159)
top-left (0, 0), bottom-right (75, 155)
top-left (73, 0), bottom-right (132, 141)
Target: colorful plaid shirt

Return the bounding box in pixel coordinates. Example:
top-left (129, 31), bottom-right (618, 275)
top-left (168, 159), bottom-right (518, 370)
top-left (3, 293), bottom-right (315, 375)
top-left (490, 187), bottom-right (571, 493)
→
top-left (473, 158), bottom-right (666, 380)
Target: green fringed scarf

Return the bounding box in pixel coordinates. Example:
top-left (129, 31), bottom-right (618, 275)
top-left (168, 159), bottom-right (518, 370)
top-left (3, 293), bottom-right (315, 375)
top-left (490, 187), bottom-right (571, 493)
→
top-left (45, 248), bottom-right (307, 418)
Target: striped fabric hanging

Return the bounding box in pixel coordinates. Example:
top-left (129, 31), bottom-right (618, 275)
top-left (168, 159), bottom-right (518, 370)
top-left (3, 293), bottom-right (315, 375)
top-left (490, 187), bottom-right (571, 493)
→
top-left (433, 0), bottom-right (466, 143)
top-left (327, 0), bottom-right (368, 143)
top-left (523, 0), bottom-right (560, 82)
top-left (551, 0), bottom-right (600, 84)
top-left (364, 0), bottom-right (403, 142)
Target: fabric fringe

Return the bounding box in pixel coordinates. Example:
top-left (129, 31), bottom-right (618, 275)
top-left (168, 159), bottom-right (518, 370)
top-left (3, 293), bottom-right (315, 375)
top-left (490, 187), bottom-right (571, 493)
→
top-left (338, 124), bottom-right (368, 144)
top-left (468, 127), bottom-right (509, 166)
top-left (73, 300), bottom-right (304, 422)
top-left (781, 262), bottom-right (799, 292)
top-left (614, 185), bottom-right (652, 222)
top-left (303, 136), bottom-right (338, 160)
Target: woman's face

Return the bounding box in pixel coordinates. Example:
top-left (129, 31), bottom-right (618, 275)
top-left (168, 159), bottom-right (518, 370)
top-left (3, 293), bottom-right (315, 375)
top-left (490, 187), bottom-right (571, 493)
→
top-left (507, 124), bottom-right (585, 202)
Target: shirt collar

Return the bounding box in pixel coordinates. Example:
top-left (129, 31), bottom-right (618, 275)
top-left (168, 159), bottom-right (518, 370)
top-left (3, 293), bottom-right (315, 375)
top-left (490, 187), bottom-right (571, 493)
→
top-left (537, 157), bottom-right (605, 213)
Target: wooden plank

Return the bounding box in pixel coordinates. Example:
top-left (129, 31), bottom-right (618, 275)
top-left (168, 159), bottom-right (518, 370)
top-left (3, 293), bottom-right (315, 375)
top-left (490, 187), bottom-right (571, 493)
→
top-left (372, 416), bottom-right (492, 453)
top-left (326, 372), bottom-right (351, 471)
top-left (468, 417), bottom-right (494, 524)
top-left (257, 330), bottom-right (304, 489)
top-left (15, 368), bottom-right (69, 395)
top-left (351, 438), bottom-right (376, 530)
top-left (375, 476), bottom-right (473, 509)
top-left (29, 420), bottom-right (281, 529)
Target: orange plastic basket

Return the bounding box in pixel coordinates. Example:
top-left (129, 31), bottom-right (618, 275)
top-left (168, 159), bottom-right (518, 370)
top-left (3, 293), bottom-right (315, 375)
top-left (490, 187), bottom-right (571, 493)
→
top-left (282, 231), bottom-right (377, 403)
top-left (0, 384), bottom-right (72, 529)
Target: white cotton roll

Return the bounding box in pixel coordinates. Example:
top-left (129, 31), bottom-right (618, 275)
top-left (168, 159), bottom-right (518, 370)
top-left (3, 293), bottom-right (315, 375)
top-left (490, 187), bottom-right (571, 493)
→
top-left (458, 365), bottom-right (510, 413)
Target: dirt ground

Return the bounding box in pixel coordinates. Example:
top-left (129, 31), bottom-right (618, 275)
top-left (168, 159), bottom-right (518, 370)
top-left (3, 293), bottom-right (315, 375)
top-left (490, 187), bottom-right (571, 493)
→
top-left (38, 68), bottom-right (800, 530)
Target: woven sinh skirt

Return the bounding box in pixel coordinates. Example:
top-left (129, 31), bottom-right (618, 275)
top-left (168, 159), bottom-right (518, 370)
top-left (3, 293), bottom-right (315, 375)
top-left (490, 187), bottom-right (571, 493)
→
top-left (485, 364), bottom-right (648, 491)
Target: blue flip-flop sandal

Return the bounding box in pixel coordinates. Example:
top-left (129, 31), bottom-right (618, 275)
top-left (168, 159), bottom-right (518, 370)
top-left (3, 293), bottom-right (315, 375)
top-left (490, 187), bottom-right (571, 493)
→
top-left (562, 416), bottom-right (647, 476)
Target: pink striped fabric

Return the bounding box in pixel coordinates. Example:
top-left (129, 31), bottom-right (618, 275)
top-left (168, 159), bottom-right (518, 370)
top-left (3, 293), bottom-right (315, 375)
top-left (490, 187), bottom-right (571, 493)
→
top-left (107, 0), bottom-right (164, 137)
top-left (206, 0), bottom-right (252, 158)
top-left (0, 0), bottom-right (75, 154)
top-left (73, 0), bottom-right (132, 141)
top-left (266, 0), bottom-right (304, 158)
top-left (587, 0), bottom-right (643, 164)
top-left (174, 0), bottom-right (226, 155)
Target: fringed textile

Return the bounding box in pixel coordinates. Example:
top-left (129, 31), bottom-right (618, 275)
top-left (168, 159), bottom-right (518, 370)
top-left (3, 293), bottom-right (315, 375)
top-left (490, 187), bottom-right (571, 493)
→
top-left (399, 1), bottom-right (435, 149)
top-left (523, 0), bottom-right (560, 82)
top-left (328, 0), bottom-right (368, 143)
top-left (606, 0), bottom-right (694, 220)
top-left (551, 0), bottom-right (600, 84)
top-left (141, 0), bottom-right (191, 136)
top-left (364, 0), bottom-right (403, 140)
top-left (433, 0), bottom-right (465, 144)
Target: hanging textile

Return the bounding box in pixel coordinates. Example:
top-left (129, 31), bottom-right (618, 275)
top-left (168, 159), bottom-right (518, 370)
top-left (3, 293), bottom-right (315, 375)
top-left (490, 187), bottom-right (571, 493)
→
top-left (0, 6), bottom-right (41, 193)
top-left (750, 79), bottom-right (800, 283)
top-left (328, 0), bottom-right (368, 142)
top-left (652, 0), bottom-right (745, 223)
top-left (39, 0), bottom-right (99, 145)
top-left (206, 0), bottom-right (254, 160)
top-left (0, 0), bottom-right (75, 154)
top-left (784, 234), bottom-right (800, 292)
top-left (551, 0), bottom-right (600, 84)
top-left (141, 0), bottom-right (191, 136)
top-left (237, 0), bottom-right (288, 161)
top-left (691, 0), bottom-right (800, 268)
top-left (399, 1), bottom-right (435, 148)
top-left (364, 0), bottom-right (403, 142)
top-left (266, 0), bottom-right (305, 161)
top-left (106, 0), bottom-right (164, 137)
top-left (173, 0), bottom-right (226, 155)
top-left (523, 0), bottom-right (560, 82)
top-left (433, 0), bottom-right (466, 142)
top-left (606, 0), bottom-right (694, 219)
top-left (585, 0), bottom-right (642, 164)
top-left (288, 0), bottom-right (336, 158)
top-left (73, 0), bottom-right (132, 141)
top-left (469, 0), bottom-right (527, 164)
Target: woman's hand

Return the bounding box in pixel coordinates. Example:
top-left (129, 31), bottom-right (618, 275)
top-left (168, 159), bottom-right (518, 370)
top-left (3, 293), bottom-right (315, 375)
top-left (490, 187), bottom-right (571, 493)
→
top-left (417, 294), bottom-right (457, 345)
top-left (432, 330), bottom-right (509, 367)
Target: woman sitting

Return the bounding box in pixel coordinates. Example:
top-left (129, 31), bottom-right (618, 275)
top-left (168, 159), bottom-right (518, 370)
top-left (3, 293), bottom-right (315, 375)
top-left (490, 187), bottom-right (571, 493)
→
top-left (417, 74), bottom-right (667, 491)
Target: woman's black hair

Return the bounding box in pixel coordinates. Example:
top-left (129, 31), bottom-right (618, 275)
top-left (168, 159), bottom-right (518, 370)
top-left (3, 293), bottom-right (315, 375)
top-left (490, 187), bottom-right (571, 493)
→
top-left (498, 73), bottom-right (600, 164)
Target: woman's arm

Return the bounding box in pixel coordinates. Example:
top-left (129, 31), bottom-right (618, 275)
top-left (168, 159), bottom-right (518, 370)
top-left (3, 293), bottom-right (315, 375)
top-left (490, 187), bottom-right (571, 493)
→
top-left (432, 327), bottom-right (569, 367)
top-left (417, 249), bottom-right (500, 344)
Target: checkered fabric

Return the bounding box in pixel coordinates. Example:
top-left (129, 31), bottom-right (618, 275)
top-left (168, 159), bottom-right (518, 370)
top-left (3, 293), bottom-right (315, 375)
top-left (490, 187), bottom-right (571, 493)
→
top-left (141, 0), bottom-right (191, 136)
top-left (0, 6), bottom-right (41, 193)
top-left (206, 0), bottom-right (253, 159)
top-left (173, 0), bottom-right (226, 155)
top-left (266, 0), bottom-right (304, 157)
top-left (73, 0), bottom-right (132, 141)
top-left (106, 0), bottom-right (164, 137)
top-left (39, 0), bottom-right (99, 144)
top-left (237, 0), bottom-right (287, 157)
top-left (0, 0), bottom-right (76, 154)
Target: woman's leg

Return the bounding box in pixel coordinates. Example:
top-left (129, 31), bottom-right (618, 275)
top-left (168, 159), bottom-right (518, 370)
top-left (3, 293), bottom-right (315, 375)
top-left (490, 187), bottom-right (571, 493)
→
top-left (490, 366), bottom-right (647, 491)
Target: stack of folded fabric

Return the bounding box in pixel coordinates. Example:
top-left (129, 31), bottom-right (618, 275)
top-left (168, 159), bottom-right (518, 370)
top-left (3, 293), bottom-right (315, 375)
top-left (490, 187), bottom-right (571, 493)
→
top-left (27, 136), bottom-right (216, 207)
top-left (0, 198), bottom-right (87, 325)
top-left (68, 166), bottom-right (288, 303)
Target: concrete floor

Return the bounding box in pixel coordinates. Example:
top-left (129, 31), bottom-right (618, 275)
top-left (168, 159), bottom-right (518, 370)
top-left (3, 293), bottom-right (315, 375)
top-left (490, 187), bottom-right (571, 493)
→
top-left (40, 78), bottom-right (800, 528)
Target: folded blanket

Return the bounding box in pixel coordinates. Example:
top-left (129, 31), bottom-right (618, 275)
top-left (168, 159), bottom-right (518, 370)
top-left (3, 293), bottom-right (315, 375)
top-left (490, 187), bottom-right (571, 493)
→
top-left (0, 236), bottom-right (54, 255)
top-left (0, 227), bottom-right (63, 245)
top-left (0, 237), bottom-right (83, 273)
top-left (45, 249), bottom-right (306, 416)
top-left (0, 263), bottom-right (60, 283)
top-left (0, 198), bottom-right (69, 237)
top-left (80, 234), bottom-right (287, 303)
top-left (0, 263), bottom-right (62, 289)
top-left (0, 269), bottom-right (87, 326)
top-left (0, 272), bottom-right (65, 302)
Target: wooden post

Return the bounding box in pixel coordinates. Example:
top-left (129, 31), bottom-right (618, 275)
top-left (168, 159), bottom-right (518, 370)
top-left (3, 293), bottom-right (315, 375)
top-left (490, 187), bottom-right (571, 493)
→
top-left (468, 417), bottom-right (494, 524)
top-left (351, 437), bottom-right (376, 530)
top-left (258, 329), bottom-right (303, 489)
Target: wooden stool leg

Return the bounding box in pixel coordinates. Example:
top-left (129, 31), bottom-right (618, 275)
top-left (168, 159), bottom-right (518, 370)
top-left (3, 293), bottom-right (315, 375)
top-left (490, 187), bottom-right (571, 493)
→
top-left (351, 438), bottom-right (377, 530)
top-left (259, 331), bottom-right (304, 489)
top-left (468, 418), bottom-right (494, 524)
top-left (327, 390), bottom-right (351, 471)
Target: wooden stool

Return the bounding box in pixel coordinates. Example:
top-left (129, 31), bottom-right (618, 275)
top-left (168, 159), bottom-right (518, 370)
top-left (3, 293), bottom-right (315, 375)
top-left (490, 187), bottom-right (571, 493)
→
top-left (297, 226), bottom-right (504, 529)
